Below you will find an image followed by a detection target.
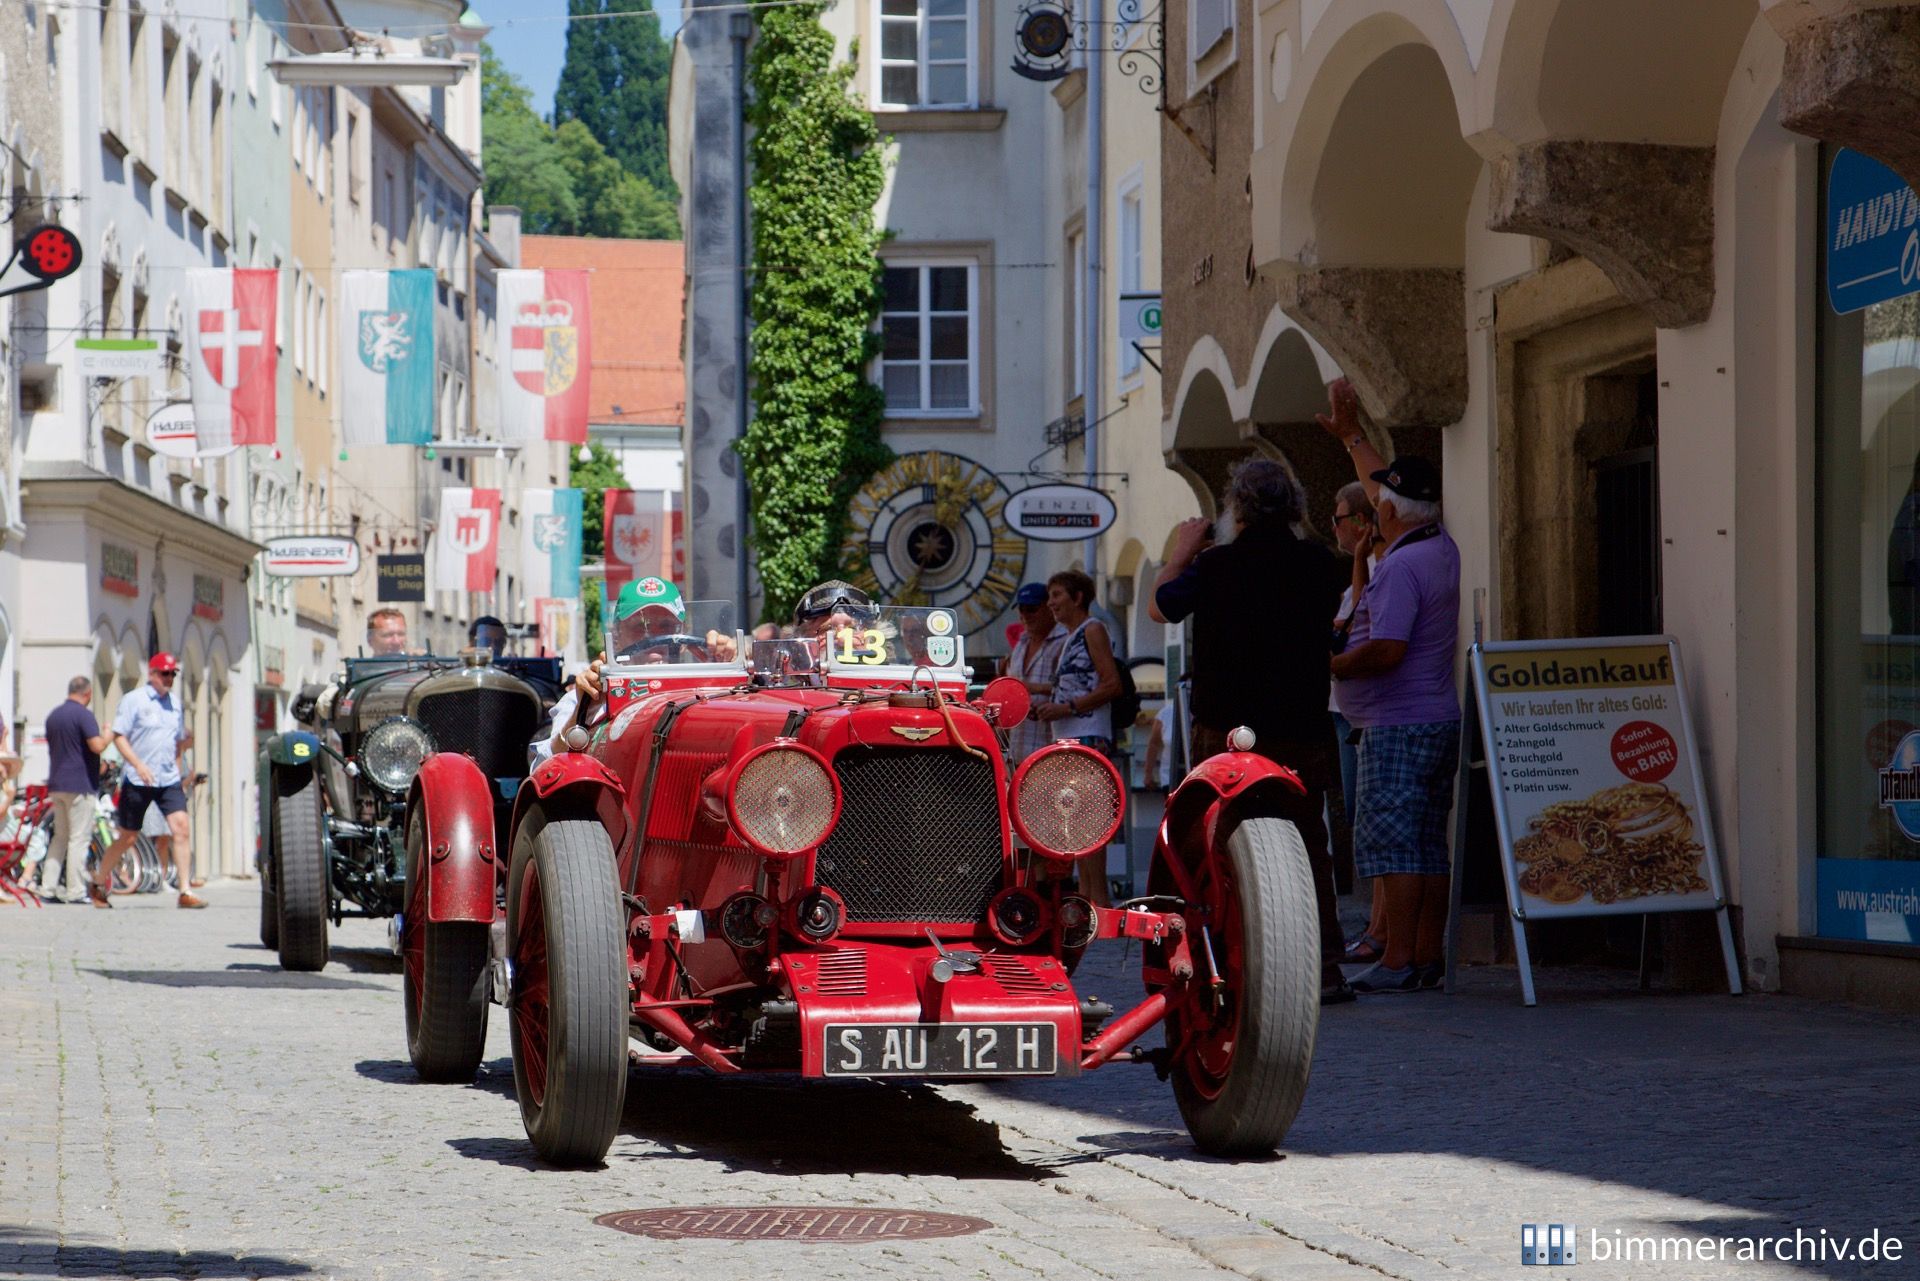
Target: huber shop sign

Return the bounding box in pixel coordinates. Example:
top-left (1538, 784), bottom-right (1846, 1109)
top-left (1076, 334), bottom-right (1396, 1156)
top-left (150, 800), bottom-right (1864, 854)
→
top-left (376, 554), bottom-right (426, 602)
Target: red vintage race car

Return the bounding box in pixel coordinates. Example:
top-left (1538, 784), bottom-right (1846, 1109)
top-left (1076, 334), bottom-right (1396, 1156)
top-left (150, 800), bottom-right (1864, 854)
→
top-left (401, 604), bottom-right (1322, 1166)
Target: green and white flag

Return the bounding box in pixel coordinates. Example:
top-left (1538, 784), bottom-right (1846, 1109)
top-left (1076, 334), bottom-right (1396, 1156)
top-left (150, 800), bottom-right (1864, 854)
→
top-left (341, 269), bottom-right (435, 445)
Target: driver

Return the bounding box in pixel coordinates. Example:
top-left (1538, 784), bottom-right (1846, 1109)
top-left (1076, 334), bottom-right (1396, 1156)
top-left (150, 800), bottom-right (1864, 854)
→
top-left (539, 578), bottom-right (697, 763)
top-left (755, 580), bottom-right (882, 675)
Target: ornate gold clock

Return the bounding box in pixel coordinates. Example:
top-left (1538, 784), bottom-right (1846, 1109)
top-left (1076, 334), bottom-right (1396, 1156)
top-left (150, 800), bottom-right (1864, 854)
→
top-left (843, 450), bottom-right (1026, 634)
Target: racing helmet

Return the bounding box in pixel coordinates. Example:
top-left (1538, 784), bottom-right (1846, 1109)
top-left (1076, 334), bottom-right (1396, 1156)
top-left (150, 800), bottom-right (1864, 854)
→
top-left (793, 580), bottom-right (877, 631)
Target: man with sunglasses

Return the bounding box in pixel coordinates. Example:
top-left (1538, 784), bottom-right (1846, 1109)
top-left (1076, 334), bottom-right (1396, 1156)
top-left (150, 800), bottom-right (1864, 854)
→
top-left (91, 652), bottom-right (202, 909)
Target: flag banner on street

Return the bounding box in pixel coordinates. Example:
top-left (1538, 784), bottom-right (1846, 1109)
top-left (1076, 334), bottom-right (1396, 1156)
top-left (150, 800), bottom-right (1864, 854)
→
top-left (433, 488), bottom-right (502, 593)
top-left (536, 596), bottom-right (578, 657)
top-left (496, 268), bottom-right (591, 444)
top-left (522, 488), bottom-right (584, 600)
top-left (341, 269), bottom-right (435, 445)
top-left (187, 267), bottom-right (277, 448)
top-left (604, 489), bottom-right (681, 594)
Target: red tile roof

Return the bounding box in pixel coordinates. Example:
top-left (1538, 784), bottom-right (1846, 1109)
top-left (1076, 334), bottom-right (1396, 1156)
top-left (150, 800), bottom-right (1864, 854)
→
top-left (520, 236), bottom-right (684, 427)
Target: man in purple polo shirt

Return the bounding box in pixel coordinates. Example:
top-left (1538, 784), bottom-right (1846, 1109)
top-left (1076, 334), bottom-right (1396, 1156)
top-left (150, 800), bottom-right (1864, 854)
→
top-left (1321, 379), bottom-right (1462, 993)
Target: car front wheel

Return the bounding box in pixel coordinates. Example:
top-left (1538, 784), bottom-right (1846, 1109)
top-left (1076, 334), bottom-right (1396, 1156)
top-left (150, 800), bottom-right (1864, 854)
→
top-left (403, 806), bottom-right (490, 1083)
top-left (507, 817), bottom-right (627, 1167)
top-left (1154, 815), bottom-right (1319, 1156)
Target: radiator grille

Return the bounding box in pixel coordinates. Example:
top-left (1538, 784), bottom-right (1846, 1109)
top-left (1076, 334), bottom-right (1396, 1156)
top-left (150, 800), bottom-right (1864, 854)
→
top-left (814, 747), bottom-right (1004, 924)
top-left (416, 688), bottom-right (538, 781)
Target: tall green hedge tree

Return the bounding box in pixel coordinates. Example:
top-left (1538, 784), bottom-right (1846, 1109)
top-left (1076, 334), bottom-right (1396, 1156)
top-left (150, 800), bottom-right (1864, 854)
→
top-left (740, 4), bottom-right (892, 621)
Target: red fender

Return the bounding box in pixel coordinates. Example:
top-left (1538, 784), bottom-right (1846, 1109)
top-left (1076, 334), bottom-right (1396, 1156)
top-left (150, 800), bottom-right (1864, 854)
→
top-left (1159, 750), bottom-right (1308, 870)
top-left (409, 753), bottom-right (499, 924)
top-left (510, 752), bottom-right (629, 855)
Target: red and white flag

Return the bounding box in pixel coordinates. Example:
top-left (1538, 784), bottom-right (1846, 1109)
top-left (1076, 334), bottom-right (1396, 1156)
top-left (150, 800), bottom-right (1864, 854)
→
top-left (603, 488), bottom-right (682, 596)
top-left (496, 269), bottom-right (591, 444)
top-left (187, 268), bottom-right (277, 448)
top-left (434, 488), bottom-right (502, 593)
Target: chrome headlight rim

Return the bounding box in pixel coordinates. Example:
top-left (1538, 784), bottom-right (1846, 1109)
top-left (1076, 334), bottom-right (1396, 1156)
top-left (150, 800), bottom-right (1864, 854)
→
top-left (359, 716), bottom-right (435, 794)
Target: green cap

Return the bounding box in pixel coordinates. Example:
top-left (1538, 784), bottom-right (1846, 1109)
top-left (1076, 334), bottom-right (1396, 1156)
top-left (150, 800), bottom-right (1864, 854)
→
top-left (613, 576), bottom-right (685, 622)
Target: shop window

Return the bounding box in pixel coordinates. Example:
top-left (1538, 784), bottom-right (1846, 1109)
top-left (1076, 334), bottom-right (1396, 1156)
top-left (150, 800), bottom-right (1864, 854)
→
top-left (1816, 147), bottom-right (1920, 942)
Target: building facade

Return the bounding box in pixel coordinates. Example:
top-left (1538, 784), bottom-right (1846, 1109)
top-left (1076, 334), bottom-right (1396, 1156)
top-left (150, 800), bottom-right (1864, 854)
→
top-left (1159, 0), bottom-right (1920, 1005)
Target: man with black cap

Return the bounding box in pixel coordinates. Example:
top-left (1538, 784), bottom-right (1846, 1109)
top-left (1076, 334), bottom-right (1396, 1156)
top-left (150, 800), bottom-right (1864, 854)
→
top-left (1319, 378), bottom-right (1461, 994)
top-left (1000, 582), bottom-right (1068, 764)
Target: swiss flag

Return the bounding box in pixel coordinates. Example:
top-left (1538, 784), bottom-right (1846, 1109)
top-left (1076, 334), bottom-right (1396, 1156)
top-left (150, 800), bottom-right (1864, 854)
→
top-left (434, 488), bottom-right (502, 593)
top-left (604, 488), bottom-right (681, 597)
top-left (186, 268), bottom-right (277, 448)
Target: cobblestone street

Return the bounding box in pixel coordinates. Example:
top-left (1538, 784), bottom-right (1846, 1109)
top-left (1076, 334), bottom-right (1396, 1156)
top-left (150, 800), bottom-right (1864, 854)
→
top-left (3, 884), bottom-right (1914, 1281)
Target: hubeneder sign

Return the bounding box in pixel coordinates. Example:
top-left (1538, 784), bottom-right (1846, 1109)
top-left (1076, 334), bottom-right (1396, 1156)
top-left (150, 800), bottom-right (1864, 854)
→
top-left (1468, 636), bottom-right (1741, 1002)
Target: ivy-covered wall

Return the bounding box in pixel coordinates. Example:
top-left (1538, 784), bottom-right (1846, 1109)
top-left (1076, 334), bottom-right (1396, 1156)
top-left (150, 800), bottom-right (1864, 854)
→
top-left (739, 3), bottom-right (893, 622)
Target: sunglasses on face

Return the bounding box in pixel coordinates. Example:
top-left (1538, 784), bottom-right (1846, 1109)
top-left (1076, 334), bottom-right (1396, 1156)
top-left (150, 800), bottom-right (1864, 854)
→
top-left (156, 671), bottom-right (176, 680)
top-left (1335, 510), bottom-right (1370, 524)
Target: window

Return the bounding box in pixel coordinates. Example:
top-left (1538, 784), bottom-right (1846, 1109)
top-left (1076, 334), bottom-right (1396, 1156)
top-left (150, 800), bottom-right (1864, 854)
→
top-left (1119, 185), bottom-right (1144, 379)
top-left (162, 33), bottom-right (184, 193)
top-left (246, 19), bottom-right (258, 100)
top-left (1192, 0), bottom-right (1233, 60)
top-left (291, 86), bottom-right (305, 173)
top-left (314, 89), bottom-right (330, 199)
top-left (186, 55), bottom-right (205, 208)
top-left (101, 5), bottom-right (122, 139)
top-left (315, 289), bottom-right (328, 395)
top-left (880, 261), bottom-right (977, 415)
top-left (210, 81), bottom-right (228, 225)
top-left (272, 250), bottom-right (287, 352)
top-left (1068, 229), bottom-right (1085, 401)
top-left (128, 11), bottom-right (149, 155)
top-left (270, 37), bottom-right (283, 128)
top-left (876, 0), bottom-right (974, 109)
top-left (347, 111), bottom-right (365, 204)
top-left (291, 267), bottom-right (306, 376)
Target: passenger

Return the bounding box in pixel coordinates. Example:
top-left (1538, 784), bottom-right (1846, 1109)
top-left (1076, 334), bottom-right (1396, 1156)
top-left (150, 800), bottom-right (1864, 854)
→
top-left (469, 614), bottom-right (510, 657)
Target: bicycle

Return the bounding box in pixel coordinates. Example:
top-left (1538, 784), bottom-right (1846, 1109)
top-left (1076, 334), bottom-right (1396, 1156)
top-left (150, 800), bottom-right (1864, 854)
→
top-left (81, 763), bottom-right (162, 895)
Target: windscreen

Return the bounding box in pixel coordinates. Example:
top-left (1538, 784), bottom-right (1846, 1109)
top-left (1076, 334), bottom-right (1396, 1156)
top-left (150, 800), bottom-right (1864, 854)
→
top-left (604, 599), bottom-right (743, 668)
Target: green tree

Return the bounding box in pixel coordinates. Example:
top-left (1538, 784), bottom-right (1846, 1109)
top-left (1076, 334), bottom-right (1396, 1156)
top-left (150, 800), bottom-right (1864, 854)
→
top-left (740, 5), bottom-right (893, 621)
top-left (553, 0), bottom-right (678, 208)
top-left (571, 442), bottom-right (630, 643)
top-left (554, 120), bottom-right (679, 240)
top-left (480, 50), bottom-right (580, 231)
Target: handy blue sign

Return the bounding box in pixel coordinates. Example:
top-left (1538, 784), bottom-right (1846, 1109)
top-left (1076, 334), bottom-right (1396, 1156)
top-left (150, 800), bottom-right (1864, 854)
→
top-left (1827, 147), bottom-right (1920, 314)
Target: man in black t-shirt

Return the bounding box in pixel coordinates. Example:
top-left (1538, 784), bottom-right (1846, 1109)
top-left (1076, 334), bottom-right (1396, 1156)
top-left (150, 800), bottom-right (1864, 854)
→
top-left (37, 676), bottom-right (111, 902)
top-left (1150, 458), bottom-right (1352, 1003)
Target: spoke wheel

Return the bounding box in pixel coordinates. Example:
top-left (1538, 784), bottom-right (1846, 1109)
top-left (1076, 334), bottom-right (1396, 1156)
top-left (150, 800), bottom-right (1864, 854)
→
top-left (273, 768), bottom-right (330, 972)
top-left (403, 807), bottom-right (491, 1083)
top-left (507, 817), bottom-right (627, 1167)
top-left (1151, 816), bottom-right (1319, 1156)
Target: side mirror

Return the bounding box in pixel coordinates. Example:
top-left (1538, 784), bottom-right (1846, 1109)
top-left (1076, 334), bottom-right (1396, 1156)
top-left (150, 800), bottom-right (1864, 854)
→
top-left (975, 676), bottom-right (1031, 728)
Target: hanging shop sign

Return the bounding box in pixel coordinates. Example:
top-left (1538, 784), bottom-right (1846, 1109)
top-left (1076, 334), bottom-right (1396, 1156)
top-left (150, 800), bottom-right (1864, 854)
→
top-left (191, 573), bottom-right (224, 622)
top-left (263, 535), bottom-right (360, 578)
top-left (1465, 636), bottom-right (1741, 1004)
top-left (0, 224), bottom-right (83, 300)
top-left (1826, 147), bottom-right (1920, 314)
top-left (146, 402), bottom-right (239, 460)
top-left (376, 553), bottom-right (426, 602)
top-left (76, 337), bottom-right (163, 379)
top-left (1004, 483), bottom-right (1118, 542)
top-left (1119, 292), bottom-right (1163, 347)
top-left (101, 542), bottom-right (140, 598)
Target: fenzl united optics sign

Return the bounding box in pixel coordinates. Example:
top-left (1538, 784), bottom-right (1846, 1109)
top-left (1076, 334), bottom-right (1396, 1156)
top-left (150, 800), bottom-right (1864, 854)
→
top-left (263, 535), bottom-right (360, 578)
top-left (1004, 483), bottom-right (1118, 542)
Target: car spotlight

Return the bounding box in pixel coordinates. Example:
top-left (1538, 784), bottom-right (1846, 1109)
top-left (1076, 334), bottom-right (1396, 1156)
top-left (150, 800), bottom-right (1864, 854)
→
top-left (1057, 895), bottom-right (1097, 951)
top-left (727, 741), bottom-right (841, 858)
top-left (989, 886), bottom-right (1050, 947)
top-left (719, 892), bottom-right (778, 950)
top-left (1011, 744), bottom-right (1125, 863)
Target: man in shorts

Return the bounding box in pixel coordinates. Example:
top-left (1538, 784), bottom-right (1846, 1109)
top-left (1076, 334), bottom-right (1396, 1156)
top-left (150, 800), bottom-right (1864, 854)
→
top-left (90, 652), bottom-right (201, 909)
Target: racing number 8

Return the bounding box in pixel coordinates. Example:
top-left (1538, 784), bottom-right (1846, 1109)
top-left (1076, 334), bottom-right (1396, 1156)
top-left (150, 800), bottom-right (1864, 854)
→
top-left (833, 627), bottom-right (887, 665)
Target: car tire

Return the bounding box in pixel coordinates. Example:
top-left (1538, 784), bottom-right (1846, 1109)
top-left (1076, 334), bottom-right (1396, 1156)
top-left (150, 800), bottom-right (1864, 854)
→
top-left (507, 817), bottom-right (627, 1167)
top-left (404, 807), bottom-right (490, 1083)
top-left (1163, 815), bottom-right (1319, 1156)
top-left (273, 767), bottom-right (330, 973)
top-left (260, 858), bottom-right (280, 949)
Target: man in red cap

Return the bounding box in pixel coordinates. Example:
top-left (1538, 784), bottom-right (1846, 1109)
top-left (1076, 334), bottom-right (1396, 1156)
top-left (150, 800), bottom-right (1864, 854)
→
top-left (91, 652), bottom-right (202, 909)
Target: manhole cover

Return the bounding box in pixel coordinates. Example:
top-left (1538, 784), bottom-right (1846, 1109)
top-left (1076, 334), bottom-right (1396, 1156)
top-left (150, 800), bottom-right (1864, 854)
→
top-left (596, 1206), bottom-right (992, 1242)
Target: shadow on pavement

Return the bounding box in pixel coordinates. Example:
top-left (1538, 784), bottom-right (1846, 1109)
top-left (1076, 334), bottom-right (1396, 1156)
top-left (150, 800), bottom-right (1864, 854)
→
top-left (82, 966), bottom-right (387, 992)
top-left (0, 1228), bottom-right (314, 1277)
top-left (442, 1072), bottom-right (1048, 1180)
top-left (352, 1057), bottom-right (516, 1100)
top-left (326, 946), bottom-right (403, 976)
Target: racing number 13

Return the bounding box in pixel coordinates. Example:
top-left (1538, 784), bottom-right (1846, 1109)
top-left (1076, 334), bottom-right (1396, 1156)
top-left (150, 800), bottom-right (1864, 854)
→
top-left (833, 626), bottom-right (887, 665)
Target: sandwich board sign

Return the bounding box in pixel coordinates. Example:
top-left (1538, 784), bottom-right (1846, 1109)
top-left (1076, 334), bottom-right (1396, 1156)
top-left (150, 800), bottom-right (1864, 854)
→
top-left (1460, 635), bottom-right (1742, 1005)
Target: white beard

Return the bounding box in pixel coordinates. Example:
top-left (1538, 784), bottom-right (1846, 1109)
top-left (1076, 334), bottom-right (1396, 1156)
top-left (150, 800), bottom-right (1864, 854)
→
top-left (1214, 507), bottom-right (1240, 545)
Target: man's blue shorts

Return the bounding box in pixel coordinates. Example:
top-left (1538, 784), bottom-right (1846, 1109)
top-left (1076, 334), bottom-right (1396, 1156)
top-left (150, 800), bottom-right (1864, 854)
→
top-left (115, 781), bottom-right (187, 833)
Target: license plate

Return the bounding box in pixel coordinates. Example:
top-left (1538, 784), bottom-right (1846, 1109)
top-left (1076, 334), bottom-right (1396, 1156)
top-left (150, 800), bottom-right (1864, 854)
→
top-left (822, 1022), bottom-right (1058, 1077)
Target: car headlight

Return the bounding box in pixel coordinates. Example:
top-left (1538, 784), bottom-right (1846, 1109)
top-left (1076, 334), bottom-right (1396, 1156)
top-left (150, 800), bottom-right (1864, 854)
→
top-left (727, 742), bottom-right (840, 857)
top-left (1012, 745), bottom-right (1124, 862)
top-left (360, 718), bottom-right (435, 793)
